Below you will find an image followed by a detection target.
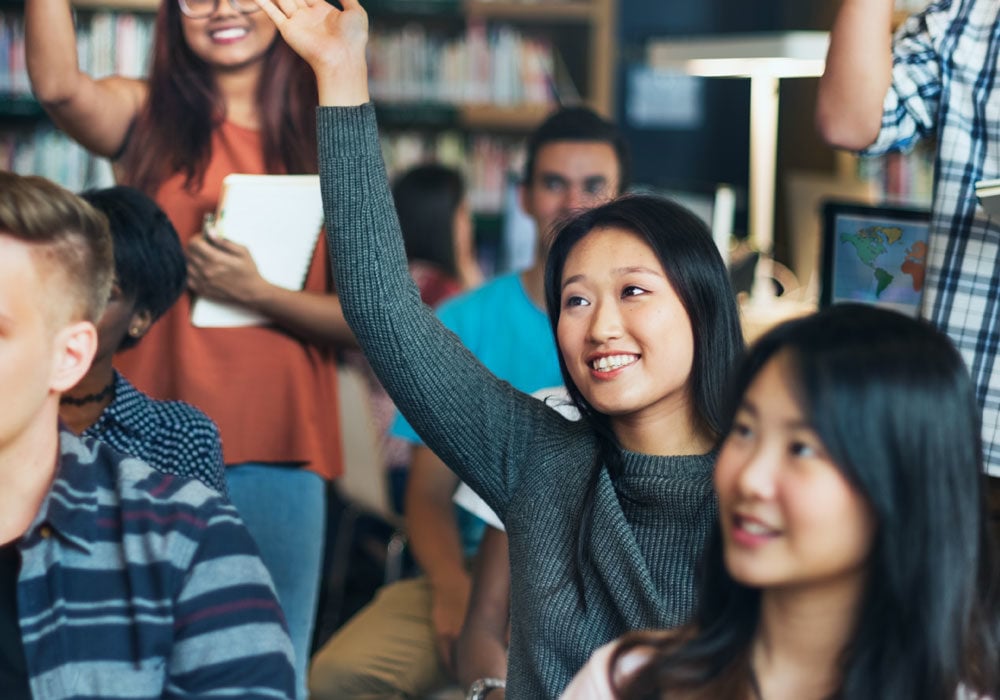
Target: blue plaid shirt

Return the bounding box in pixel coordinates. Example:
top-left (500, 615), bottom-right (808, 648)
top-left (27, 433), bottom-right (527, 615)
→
top-left (82, 372), bottom-right (227, 494)
top-left (863, 0), bottom-right (1000, 476)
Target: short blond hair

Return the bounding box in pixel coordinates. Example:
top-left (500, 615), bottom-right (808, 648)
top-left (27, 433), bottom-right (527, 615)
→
top-left (0, 172), bottom-right (113, 323)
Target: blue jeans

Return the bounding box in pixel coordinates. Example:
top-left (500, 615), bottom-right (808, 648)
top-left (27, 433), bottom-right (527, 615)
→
top-left (227, 463), bottom-right (326, 700)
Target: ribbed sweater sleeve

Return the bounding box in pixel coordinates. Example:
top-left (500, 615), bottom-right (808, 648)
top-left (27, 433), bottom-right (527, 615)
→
top-left (317, 104), bottom-right (563, 521)
top-left (318, 105), bottom-right (717, 699)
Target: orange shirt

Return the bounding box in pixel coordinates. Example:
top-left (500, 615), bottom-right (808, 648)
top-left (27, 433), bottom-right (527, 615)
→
top-left (114, 121), bottom-right (342, 480)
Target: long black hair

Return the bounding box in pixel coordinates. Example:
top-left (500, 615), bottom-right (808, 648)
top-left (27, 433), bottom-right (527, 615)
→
top-left (543, 193), bottom-right (745, 608)
top-left (613, 304), bottom-right (1000, 699)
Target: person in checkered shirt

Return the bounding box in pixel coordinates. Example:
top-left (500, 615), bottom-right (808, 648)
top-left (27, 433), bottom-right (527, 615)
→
top-left (817, 0), bottom-right (1000, 529)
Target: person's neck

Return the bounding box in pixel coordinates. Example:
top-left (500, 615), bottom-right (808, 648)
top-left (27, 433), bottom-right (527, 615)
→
top-left (216, 65), bottom-right (263, 129)
top-left (612, 396), bottom-right (714, 456)
top-left (59, 361), bottom-right (115, 435)
top-left (0, 405), bottom-right (61, 545)
top-left (751, 580), bottom-right (864, 699)
top-left (519, 260), bottom-right (547, 312)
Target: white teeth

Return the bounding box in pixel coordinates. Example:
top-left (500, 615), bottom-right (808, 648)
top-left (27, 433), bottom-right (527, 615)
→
top-left (740, 520), bottom-right (773, 536)
top-left (212, 27), bottom-right (247, 40)
top-left (591, 354), bottom-right (636, 372)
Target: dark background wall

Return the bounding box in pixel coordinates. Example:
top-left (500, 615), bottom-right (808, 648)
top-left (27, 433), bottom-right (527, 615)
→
top-left (616, 0), bottom-right (836, 249)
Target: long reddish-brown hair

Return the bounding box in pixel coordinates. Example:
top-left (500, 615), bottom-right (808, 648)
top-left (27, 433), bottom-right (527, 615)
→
top-left (118, 0), bottom-right (318, 194)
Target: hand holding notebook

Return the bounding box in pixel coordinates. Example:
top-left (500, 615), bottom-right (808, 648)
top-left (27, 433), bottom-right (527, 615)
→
top-left (191, 174), bottom-right (324, 328)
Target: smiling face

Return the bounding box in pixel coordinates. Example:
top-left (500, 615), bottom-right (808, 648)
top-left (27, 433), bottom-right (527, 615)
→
top-left (179, 0), bottom-right (278, 73)
top-left (714, 352), bottom-right (875, 595)
top-left (556, 226), bottom-right (697, 442)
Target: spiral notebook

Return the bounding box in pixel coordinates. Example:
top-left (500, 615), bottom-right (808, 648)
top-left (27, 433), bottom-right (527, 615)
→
top-left (191, 174), bottom-right (324, 328)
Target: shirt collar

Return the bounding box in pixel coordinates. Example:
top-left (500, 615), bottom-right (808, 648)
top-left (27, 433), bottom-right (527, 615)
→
top-left (25, 430), bottom-right (103, 553)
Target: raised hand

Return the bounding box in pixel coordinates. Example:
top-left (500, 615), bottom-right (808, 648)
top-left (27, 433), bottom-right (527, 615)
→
top-left (253, 0), bottom-right (369, 105)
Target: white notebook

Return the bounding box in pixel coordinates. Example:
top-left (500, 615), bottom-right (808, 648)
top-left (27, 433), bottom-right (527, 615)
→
top-left (191, 174), bottom-right (324, 328)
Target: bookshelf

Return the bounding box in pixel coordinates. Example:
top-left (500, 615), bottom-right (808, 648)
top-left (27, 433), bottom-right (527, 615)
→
top-left (0, 0), bottom-right (617, 239)
top-left (364, 0), bottom-right (617, 271)
top-left (0, 5), bottom-right (155, 189)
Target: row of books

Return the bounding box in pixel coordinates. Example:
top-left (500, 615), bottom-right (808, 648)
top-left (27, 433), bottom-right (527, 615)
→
top-left (2, 11), bottom-right (560, 108)
top-left (3, 121), bottom-right (527, 215)
top-left (0, 124), bottom-right (114, 191)
top-left (368, 20), bottom-right (557, 106)
top-left (0, 10), bottom-right (153, 94)
top-left (380, 129), bottom-right (526, 212)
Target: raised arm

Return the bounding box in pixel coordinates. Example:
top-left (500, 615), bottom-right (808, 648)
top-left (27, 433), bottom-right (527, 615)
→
top-left (815, 0), bottom-right (895, 151)
top-left (254, 0), bottom-right (569, 517)
top-left (25, 0), bottom-right (146, 157)
top-left (252, 0), bottom-right (370, 107)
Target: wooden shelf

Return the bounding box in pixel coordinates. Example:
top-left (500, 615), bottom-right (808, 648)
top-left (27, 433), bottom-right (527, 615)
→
top-left (459, 103), bottom-right (555, 129)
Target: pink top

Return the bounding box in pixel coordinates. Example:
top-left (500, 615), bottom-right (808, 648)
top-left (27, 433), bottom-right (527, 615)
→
top-left (559, 641), bottom-right (651, 700)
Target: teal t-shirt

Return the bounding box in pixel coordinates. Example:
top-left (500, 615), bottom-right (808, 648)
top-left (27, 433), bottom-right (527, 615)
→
top-left (390, 271), bottom-right (563, 553)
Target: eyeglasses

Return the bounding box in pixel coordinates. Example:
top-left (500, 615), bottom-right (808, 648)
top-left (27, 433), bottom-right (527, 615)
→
top-left (177, 0), bottom-right (261, 19)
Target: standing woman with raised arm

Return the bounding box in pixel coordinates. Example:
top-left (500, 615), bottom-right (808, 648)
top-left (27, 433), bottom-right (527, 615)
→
top-left (257, 1), bottom-right (745, 697)
top-left (25, 0), bottom-right (354, 695)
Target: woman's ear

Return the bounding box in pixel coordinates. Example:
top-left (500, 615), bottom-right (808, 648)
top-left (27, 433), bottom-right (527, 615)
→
top-left (127, 308), bottom-right (154, 341)
top-left (51, 321), bottom-right (98, 393)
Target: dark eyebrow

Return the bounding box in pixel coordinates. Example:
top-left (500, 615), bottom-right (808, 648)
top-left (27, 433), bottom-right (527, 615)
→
top-left (616, 266), bottom-right (662, 277)
top-left (561, 266), bottom-right (663, 290)
top-left (562, 274), bottom-right (584, 289)
top-left (540, 173), bottom-right (570, 185)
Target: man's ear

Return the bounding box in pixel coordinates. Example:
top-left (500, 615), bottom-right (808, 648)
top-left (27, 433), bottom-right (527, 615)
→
top-left (50, 321), bottom-right (98, 393)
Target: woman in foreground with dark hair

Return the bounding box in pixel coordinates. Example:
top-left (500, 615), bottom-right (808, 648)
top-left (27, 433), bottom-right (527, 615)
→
top-left (562, 304), bottom-right (1000, 700)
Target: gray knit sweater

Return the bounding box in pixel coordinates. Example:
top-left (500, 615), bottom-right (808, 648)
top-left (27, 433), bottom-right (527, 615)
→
top-left (318, 104), bottom-right (717, 699)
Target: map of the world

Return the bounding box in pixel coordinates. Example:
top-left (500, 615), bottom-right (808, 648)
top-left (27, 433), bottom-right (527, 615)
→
top-left (831, 214), bottom-right (927, 314)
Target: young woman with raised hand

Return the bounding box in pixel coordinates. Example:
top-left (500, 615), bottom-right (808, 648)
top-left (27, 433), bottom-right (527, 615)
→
top-left (25, 0), bottom-right (353, 694)
top-left (562, 304), bottom-right (1000, 700)
top-left (255, 1), bottom-right (745, 696)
